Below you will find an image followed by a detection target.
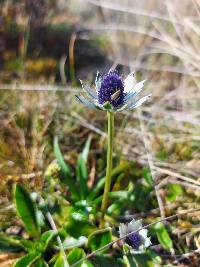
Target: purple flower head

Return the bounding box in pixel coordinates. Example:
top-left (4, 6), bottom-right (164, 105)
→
top-left (119, 219), bottom-right (151, 251)
top-left (126, 232), bottom-right (141, 249)
top-left (98, 70), bottom-right (125, 107)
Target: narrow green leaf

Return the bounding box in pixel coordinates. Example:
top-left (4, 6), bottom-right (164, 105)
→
top-left (76, 155), bottom-right (88, 198)
top-left (107, 201), bottom-right (123, 215)
top-left (133, 253), bottom-right (151, 267)
top-left (0, 235), bottom-right (24, 252)
top-left (54, 253), bottom-right (64, 267)
top-left (21, 240), bottom-right (35, 252)
top-left (67, 247), bottom-right (93, 266)
top-left (82, 135), bottom-right (92, 162)
top-left (67, 247), bottom-right (85, 265)
top-left (14, 253), bottom-right (41, 267)
top-left (133, 250), bottom-right (162, 267)
top-left (66, 220), bottom-right (95, 239)
top-left (92, 190), bottom-right (128, 205)
top-left (108, 191), bottom-right (129, 199)
top-left (34, 259), bottom-right (49, 267)
top-left (147, 249), bottom-right (162, 264)
top-left (54, 136), bottom-right (78, 199)
top-left (54, 136), bottom-right (71, 178)
top-left (87, 228), bottom-right (112, 252)
top-left (154, 222), bottom-right (173, 251)
top-left (87, 176), bottom-right (105, 201)
top-left (76, 135), bottom-right (92, 199)
top-left (125, 253), bottom-right (137, 267)
top-left (15, 184), bottom-right (40, 237)
top-left (81, 261), bottom-right (94, 267)
top-left (39, 230), bottom-right (56, 252)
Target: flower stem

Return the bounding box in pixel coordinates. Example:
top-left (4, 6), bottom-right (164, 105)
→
top-left (101, 111), bottom-right (114, 220)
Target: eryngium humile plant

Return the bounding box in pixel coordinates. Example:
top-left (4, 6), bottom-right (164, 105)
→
top-left (76, 69), bottom-right (151, 224)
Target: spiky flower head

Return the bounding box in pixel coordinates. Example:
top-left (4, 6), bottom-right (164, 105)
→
top-left (76, 69), bottom-right (151, 112)
top-left (98, 70), bottom-right (124, 107)
top-left (119, 219), bottom-right (151, 252)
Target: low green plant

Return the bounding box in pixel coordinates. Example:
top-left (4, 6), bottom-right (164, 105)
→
top-left (0, 135), bottom-right (176, 266)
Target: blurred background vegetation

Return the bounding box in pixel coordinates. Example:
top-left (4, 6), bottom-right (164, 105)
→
top-left (0, 0), bottom-right (200, 266)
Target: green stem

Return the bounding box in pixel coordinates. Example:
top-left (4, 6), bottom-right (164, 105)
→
top-left (101, 111), bottom-right (114, 218)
